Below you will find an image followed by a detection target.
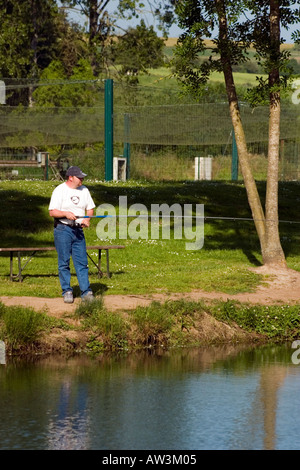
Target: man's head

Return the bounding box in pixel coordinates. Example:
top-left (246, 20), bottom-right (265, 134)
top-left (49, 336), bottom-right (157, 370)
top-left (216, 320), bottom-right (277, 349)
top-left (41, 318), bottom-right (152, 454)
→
top-left (66, 166), bottom-right (87, 188)
top-left (66, 166), bottom-right (87, 179)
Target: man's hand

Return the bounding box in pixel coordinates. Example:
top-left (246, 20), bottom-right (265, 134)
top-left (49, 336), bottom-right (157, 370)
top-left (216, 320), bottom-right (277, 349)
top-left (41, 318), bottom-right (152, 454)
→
top-left (64, 211), bottom-right (77, 221)
top-left (81, 209), bottom-right (93, 228)
top-left (81, 218), bottom-right (90, 228)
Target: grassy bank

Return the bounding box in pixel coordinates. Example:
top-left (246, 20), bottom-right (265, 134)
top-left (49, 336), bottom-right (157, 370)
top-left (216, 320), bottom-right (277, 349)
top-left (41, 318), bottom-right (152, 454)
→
top-left (1, 297), bottom-right (300, 355)
top-left (1, 178), bottom-right (300, 354)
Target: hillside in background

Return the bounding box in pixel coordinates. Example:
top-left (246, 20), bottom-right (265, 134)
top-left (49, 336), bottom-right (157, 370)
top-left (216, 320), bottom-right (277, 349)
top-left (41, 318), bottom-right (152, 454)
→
top-left (162, 38), bottom-right (300, 75)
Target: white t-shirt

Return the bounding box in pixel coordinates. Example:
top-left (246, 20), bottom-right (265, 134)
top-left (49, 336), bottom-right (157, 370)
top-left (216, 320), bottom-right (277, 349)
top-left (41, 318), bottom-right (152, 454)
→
top-left (49, 182), bottom-right (95, 225)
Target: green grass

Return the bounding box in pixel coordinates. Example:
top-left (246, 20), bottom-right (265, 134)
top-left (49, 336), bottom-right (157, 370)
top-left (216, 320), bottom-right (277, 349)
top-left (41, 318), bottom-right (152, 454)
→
top-left (0, 302), bottom-right (66, 349)
top-left (75, 297), bottom-right (129, 351)
top-left (210, 300), bottom-right (300, 339)
top-left (0, 179), bottom-right (300, 300)
top-left (138, 67), bottom-right (268, 89)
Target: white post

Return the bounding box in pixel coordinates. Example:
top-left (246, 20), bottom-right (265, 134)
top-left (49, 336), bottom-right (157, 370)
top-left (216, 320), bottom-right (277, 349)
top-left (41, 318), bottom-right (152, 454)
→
top-left (195, 157), bottom-right (212, 180)
top-left (113, 157), bottom-right (127, 181)
top-left (0, 81), bottom-right (5, 104)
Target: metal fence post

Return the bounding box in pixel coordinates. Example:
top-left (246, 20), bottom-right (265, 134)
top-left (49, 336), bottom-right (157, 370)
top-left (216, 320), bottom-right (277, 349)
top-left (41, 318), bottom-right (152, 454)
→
top-left (45, 152), bottom-right (49, 181)
top-left (105, 79), bottom-right (113, 181)
top-left (231, 128), bottom-right (238, 181)
top-left (124, 113), bottom-right (130, 179)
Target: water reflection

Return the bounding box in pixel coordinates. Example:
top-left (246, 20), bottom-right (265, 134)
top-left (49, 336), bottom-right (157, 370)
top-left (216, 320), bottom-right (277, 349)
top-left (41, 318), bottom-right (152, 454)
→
top-left (259, 365), bottom-right (288, 450)
top-left (47, 377), bottom-right (91, 450)
top-left (0, 344), bottom-right (299, 450)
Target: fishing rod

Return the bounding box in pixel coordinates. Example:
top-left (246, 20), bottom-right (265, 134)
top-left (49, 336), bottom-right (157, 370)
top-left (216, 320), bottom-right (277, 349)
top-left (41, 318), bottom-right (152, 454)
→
top-left (77, 215), bottom-right (300, 224)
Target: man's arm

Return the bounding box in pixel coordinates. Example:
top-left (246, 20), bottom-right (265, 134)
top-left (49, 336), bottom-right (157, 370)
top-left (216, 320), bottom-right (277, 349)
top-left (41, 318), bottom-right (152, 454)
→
top-left (49, 209), bottom-right (77, 220)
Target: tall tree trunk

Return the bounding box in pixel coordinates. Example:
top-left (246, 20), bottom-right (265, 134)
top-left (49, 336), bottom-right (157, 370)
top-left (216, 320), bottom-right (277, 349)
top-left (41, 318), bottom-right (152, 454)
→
top-left (89, 0), bottom-right (99, 73)
top-left (89, 0), bottom-right (99, 42)
top-left (217, 0), bottom-right (287, 268)
top-left (264, 0), bottom-right (287, 267)
top-left (217, 0), bottom-right (267, 255)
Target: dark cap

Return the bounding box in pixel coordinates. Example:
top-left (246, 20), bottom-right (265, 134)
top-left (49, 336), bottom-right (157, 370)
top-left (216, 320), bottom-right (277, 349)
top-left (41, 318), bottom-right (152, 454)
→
top-left (66, 166), bottom-right (87, 178)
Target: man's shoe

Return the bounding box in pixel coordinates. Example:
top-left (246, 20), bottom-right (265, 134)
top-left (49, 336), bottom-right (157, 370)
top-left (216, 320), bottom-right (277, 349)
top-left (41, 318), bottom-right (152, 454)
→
top-left (63, 291), bottom-right (74, 304)
top-left (82, 291), bottom-right (94, 302)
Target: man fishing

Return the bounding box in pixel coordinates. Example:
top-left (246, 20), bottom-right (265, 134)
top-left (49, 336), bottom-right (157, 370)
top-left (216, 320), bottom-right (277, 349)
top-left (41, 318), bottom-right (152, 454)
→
top-left (49, 166), bottom-right (96, 303)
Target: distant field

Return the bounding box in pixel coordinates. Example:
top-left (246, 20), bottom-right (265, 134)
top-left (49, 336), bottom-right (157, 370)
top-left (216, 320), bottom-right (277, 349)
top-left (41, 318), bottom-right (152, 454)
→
top-left (164, 37), bottom-right (295, 49)
top-left (160, 37), bottom-right (297, 87)
top-left (139, 65), bottom-right (267, 88)
top-left (209, 71), bottom-right (268, 86)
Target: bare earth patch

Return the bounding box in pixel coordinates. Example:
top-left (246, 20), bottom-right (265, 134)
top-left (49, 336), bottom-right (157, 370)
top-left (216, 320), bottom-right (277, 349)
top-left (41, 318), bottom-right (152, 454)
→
top-left (1, 266), bottom-right (300, 317)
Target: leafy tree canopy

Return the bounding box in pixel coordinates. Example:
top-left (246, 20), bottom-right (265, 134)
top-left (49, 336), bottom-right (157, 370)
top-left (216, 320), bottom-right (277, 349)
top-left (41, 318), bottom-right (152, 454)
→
top-left (112, 19), bottom-right (165, 79)
top-left (33, 58), bottom-right (97, 107)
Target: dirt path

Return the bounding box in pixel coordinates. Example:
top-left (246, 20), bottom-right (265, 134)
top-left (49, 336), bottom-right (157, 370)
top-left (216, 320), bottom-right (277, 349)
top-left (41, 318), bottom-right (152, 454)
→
top-left (1, 266), bottom-right (300, 317)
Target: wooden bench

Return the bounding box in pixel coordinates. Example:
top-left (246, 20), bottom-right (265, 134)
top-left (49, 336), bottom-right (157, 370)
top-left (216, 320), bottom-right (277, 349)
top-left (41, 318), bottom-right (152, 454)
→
top-left (0, 245), bottom-right (125, 282)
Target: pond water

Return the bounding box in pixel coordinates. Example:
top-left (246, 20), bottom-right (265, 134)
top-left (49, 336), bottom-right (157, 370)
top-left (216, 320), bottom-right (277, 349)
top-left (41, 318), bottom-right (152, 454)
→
top-left (0, 343), bottom-right (300, 451)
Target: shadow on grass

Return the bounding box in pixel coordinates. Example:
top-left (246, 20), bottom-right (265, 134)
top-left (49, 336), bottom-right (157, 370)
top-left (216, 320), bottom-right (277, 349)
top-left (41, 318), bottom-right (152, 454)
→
top-left (2, 180), bottom-right (300, 263)
top-left (73, 283), bottom-right (108, 298)
top-left (89, 179), bottom-right (300, 263)
top-left (2, 190), bottom-right (50, 231)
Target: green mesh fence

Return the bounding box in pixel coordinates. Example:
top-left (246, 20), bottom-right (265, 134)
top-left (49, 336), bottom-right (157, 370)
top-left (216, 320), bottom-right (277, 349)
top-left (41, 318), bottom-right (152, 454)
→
top-left (0, 106), bottom-right (105, 147)
top-left (0, 79), bottom-right (300, 181)
top-left (0, 102), bottom-right (299, 147)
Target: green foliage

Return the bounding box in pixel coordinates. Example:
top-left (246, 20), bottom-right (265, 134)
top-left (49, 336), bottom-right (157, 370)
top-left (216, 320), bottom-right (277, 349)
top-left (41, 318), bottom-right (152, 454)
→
top-left (54, 12), bottom-right (89, 76)
top-left (85, 337), bottom-right (106, 354)
top-left (0, 1), bottom-right (33, 78)
top-left (171, 0), bottom-right (300, 104)
top-left (161, 299), bottom-right (200, 331)
top-left (76, 297), bottom-right (128, 350)
top-left (288, 58), bottom-right (300, 75)
top-left (1, 305), bottom-right (48, 348)
top-left (133, 301), bottom-right (174, 333)
top-left (33, 59), bottom-right (97, 107)
top-left (0, 301), bottom-right (6, 318)
top-left (112, 20), bottom-right (165, 81)
top-left (0, 0), bottom-right (63, 105)
top-left (95, 311), bottom-right (128, 349)
top-left (210, 300), bottom-right (300, 339)
top-left (131, 300), bottom-right (198, 346)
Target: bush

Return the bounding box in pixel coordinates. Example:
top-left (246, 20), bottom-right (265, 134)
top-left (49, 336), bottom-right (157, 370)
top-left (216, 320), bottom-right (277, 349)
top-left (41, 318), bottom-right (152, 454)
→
top-left (2, 306), bottom-right (47, 348)
top-left (76, 297), bottom-right (128, 350)
top-left (95, 310), bottom-right (128, 348)
top-left (131, 301), bottom-right (175, 346)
